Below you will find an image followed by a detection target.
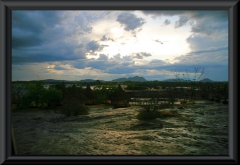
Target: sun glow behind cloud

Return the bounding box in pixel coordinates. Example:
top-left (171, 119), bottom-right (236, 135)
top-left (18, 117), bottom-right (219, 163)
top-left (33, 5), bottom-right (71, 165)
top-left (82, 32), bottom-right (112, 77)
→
top-left (89, 12), bottom-right (192, 62)
top-left (12, 10), bottom-right (228, 81)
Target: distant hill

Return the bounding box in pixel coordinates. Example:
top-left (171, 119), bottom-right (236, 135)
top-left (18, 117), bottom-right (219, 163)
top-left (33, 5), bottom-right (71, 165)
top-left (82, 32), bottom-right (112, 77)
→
top-left (79, 79), bottom-right (96, 82)
top-left (41, 79), bottom-right (66, 83)
top-left (163, 78), bottom-right (215, 82)
top-left (80, 79), bottom-right (105, 83)
top-left (112, 77), bottom-right (128, 82)
top-left (199, 78), bottom-right (214, 82)
top-left (162, 78), bottom-right (186, 82)
top-left (15, 77), bottom-right (217, 83)
top-left (112, 76), bottom-right (147, 82)
top-left (128, 76), bottom-right (147, 82)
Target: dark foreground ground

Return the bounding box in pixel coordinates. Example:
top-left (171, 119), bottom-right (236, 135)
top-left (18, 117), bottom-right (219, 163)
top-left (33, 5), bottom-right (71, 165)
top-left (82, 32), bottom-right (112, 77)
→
top-left (12, 100), bottom-right (228, 155)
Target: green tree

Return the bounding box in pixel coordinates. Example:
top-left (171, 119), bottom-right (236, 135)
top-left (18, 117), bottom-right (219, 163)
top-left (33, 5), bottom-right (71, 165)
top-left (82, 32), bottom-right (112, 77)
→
top-left (11, 83), bottom-right (28, 109)
top-left (41, 89), bottom-right (62, 108)
top-left (21, 81), bottom-right (46, 108)
top-left (93, 85), bottom-right (117, 104)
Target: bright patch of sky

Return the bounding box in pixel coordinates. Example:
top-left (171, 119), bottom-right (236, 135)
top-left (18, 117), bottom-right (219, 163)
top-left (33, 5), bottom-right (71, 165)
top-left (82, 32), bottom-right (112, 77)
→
top-left (12, 10), bottom-right (228, 81)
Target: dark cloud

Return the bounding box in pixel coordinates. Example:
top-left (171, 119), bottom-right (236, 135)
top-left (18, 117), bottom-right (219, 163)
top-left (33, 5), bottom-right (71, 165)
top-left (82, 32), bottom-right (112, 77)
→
top-left (191, 17), bottom-right (228, 36)
top-left (72, 54), bottom-right (219, 78)
top-left (100, 35), bottom-right (114, 41)
top-left (12, 11), bottom-right (62, 49)
top-left (12, 54), bottom-right (71, 64)
top-left (12, 39), bottom-right (86, 64)
top-left (163, 19), bottom-right (171, 25)
top-left (142, 10), bottom-right (228, 36)
top-left (11, 11), bottom-right (228, 82)
top-left (101, 35), bottom-right (108, 41)
top-left (142, 10), bottom-right (228, 21)
top-left (74, 14), bottom-right (93, 33)
top-left (73, 54), bottom-right (115, 71)
top-left (86, 40), bottom-right (104, 52)
top-left (186, 34), bottom-right (227, 51)
top-left (148, 59), bottom-right (168, 66)
top-left (106, 66), bottom-right (136, 74)
top-left (174, 46), bottom-right (228, 67)
top-left (175, 16), bottom-right (189, 28)
top-left (131, 52), bottom-right (152, 59)
top-left (12, 35), bottom-right (42, 49)
top-left (187, 45), bottom-right (228, 55)
top-left (98, 54), bottom-right (109, 60)
top-left (12, 11), bottom-right (96, 65)
top-left (155, 40), bottom-right (163, 44)
top-left (116, 12), bottom-right (145, 31)
top-left (47, 65), bottom-right (73, 70)
top-left (73, 54), bottom-right (135, 74)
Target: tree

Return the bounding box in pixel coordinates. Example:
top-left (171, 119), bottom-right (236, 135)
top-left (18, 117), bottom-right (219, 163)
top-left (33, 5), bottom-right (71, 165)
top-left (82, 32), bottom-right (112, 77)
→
top-left (20, 81), bottom-right (46, 108)
top-left (93, 85), bottom-right (117, 104)
top-left (28, 81), bottom-right (46, 107)
top-left (41, 89), bottom-right (62, 108)
top-left (12, 83), bottom-right (28, 109)
top-left (175, 66), bottom-right (205, 100)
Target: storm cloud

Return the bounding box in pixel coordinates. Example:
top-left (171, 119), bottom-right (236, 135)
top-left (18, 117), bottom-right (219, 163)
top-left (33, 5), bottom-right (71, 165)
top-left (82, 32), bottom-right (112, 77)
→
top-left (142, 10), bottom-right (228, 36)
top-left (163, 19), bottom-right (171, 25)
top-left (131, 52), bottom-right (152, 59)
top-left (117, 12), bottom-right (145, 31)
top-left (12, 10), bottom-right (228, 81)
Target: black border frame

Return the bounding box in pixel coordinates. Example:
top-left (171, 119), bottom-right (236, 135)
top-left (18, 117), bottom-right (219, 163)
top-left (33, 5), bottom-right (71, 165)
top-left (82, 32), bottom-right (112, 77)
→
top-left (0, 0), bottom-right (239, 164)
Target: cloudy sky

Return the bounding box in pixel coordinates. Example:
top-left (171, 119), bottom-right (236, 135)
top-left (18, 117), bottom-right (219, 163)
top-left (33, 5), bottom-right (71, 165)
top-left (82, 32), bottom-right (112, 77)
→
top-left (12, 10), bottom-right (228, 81)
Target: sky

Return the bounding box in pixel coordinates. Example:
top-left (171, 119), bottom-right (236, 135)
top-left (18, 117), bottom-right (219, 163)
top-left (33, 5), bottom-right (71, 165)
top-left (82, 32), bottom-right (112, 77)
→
top-left (12, 10), bottom-right (228, 82)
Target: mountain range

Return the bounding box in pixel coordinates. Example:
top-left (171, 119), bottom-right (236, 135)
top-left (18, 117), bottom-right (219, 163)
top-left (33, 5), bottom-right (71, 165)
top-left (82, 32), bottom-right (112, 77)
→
top-left (162, 78), bottom-right (215, 82)
top-left (23, 77), bottom-right (216, 83)
top-left (112, 76), bottom-right (147, 82)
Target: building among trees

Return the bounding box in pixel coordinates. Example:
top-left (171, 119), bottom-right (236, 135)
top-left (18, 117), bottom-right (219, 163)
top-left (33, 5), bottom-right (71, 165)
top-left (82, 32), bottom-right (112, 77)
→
top-left (109, 84), bottom-right (131, 108)
top-left (61, 82), bottom-right (88, 105)
top-left (83, 84), bottom-right (97, 105)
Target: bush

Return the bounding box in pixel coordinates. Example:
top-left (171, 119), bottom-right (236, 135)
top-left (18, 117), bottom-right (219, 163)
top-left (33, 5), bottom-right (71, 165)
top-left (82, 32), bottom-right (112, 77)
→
top-left (158, 103), bottom-right (172, 109)
top-left (159, 109), bottom-right (178, 117)
top-left (187, 100), bottom-right (195, 104)
top-left (61, 98), bottom-right (89, 116)
top-left (180, 100), bottom-right (195, 105)
top-left (136, 108), bottom-right (161, 120)
top-left (160, 109), bottom-right (173, 116)
top-left (41, 89), bottom-right (62, 108)
top-left (180, 100), bottom-right (187, 105)
top-left (136, 103), bottom-right (176, 120)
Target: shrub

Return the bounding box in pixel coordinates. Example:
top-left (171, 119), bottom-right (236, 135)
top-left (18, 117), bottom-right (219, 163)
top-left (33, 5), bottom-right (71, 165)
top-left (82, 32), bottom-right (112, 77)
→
top-left (136, 108), bottom-right (160, 120)
top-left (158, 103), bottom-right (172, 109)
top-left (180, 100), bottom-right (187, 105)
top-left (61, 98), bottom-right (89, 116)
top-left (160, 109), bottom-right (173, 116)
top-left (159, 109), bottom-right (178, 117)
top-left (187, 100), bottom-right (195, 104)
top-left (41, 89), bottom-right (62, 108)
